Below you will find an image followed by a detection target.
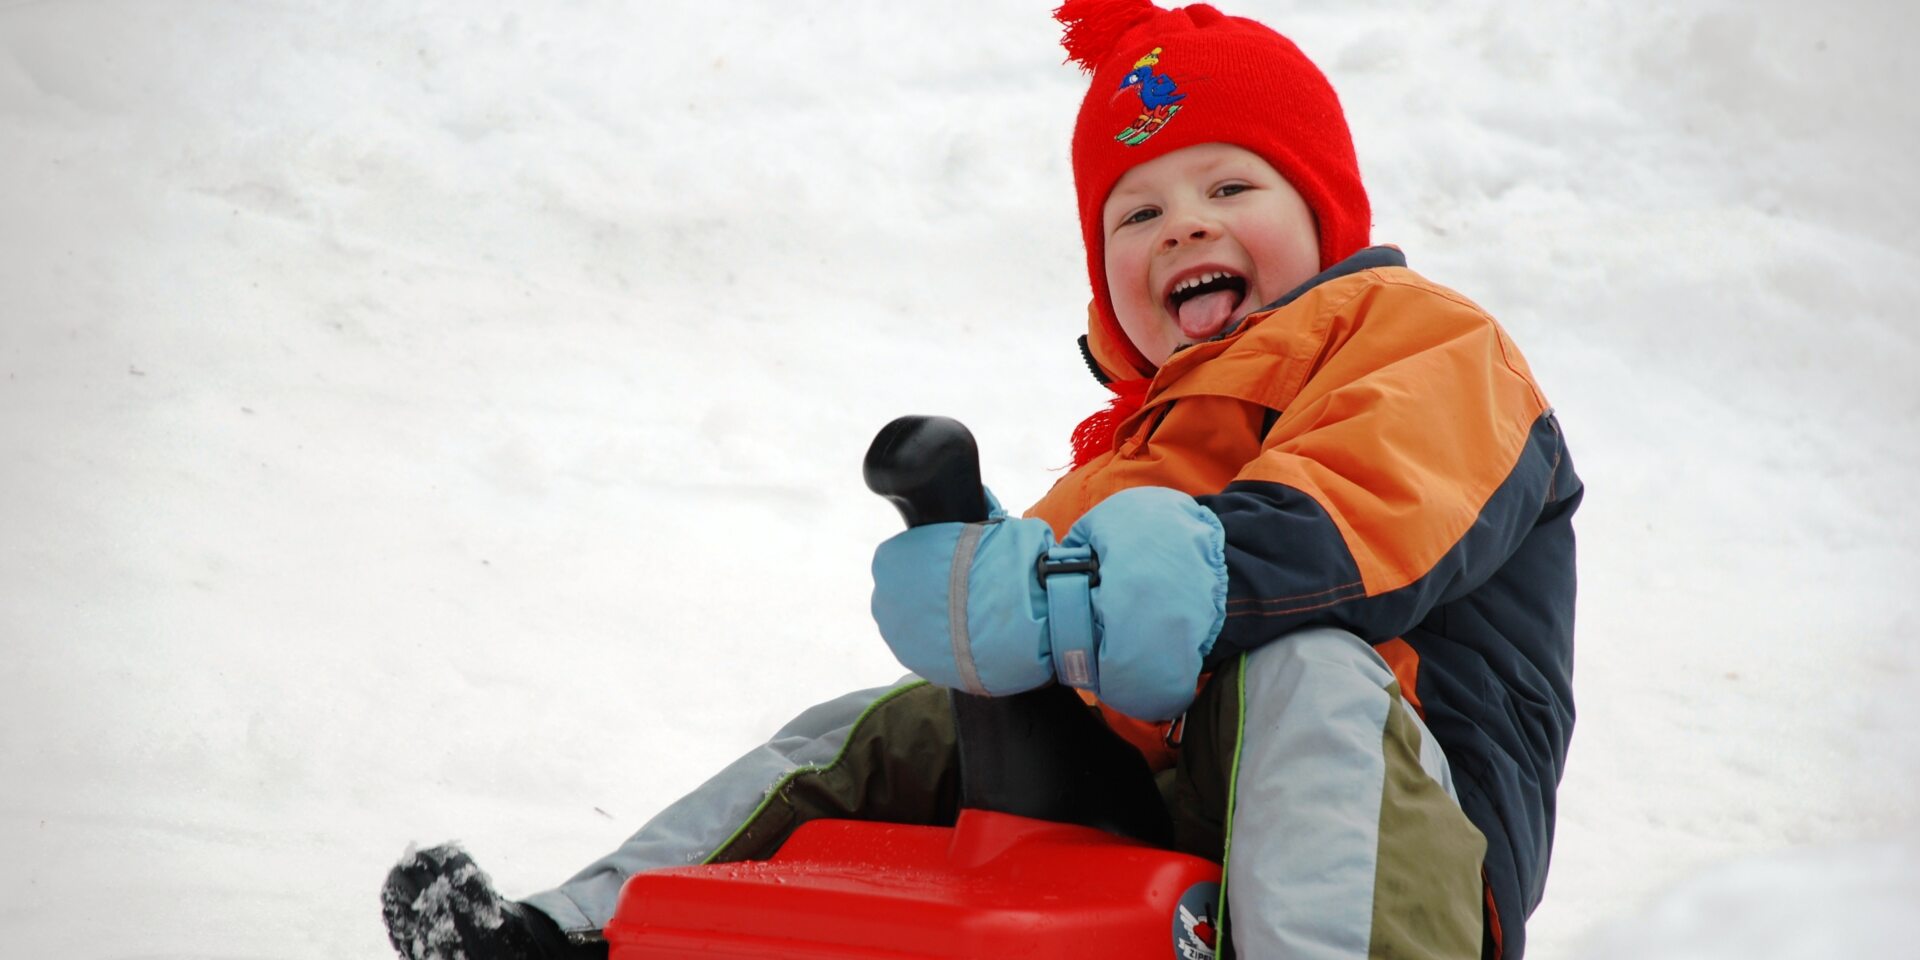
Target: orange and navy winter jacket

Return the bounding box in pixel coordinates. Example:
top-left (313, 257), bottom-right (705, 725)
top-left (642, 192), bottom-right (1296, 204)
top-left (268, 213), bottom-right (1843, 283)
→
top-left (1024, 246), bottom-right (1580, 959)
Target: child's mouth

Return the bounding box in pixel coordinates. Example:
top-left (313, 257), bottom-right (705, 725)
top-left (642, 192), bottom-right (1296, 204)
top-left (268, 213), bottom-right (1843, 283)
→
top-left (1167, 271), bottom-right (1247, 340)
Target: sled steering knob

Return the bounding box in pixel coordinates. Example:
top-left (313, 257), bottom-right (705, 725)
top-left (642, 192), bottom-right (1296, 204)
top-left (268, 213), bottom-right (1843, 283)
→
top-left (863, 416), bottom-right (988, 528)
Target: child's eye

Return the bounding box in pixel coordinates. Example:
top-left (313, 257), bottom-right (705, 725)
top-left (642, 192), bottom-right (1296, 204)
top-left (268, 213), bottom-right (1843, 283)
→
top-left (1119, 207), bottom-right (1160, 227)
top-left (1215, 183), bottom-right (1251, 198)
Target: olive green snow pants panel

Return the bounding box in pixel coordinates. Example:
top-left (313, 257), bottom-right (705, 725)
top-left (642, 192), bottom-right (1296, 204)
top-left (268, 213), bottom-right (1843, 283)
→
top-left (701, 681), bottom-right (961, 864)
top-left (525, 678), bottom-right (959, 932)
top-left (1181, 628), bottom-right (1486, 960)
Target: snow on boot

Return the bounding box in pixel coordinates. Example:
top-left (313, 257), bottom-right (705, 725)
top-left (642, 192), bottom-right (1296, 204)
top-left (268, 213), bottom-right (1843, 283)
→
top-left (381, 843), bottom-right (595, 960)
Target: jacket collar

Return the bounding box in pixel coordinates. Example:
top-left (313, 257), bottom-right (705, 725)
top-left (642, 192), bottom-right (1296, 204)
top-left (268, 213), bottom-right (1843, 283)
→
top-left (1078, 245), bottom-right (1409, 386)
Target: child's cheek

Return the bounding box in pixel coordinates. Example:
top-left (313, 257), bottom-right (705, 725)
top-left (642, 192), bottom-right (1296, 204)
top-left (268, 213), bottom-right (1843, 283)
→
top-left (1108, 242), bottom-right (1149, 308)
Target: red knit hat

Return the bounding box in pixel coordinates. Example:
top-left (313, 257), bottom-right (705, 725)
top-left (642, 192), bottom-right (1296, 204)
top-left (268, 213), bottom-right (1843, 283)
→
top-left (1058, 0), bottom-right (1370, 379)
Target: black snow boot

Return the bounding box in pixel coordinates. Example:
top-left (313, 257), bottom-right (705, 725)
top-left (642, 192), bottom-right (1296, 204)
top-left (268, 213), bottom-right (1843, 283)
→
top-left (381, 843), bottom-right (606, 960)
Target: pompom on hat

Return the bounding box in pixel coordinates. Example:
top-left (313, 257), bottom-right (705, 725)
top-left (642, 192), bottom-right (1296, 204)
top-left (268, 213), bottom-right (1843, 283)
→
top-left (1057, 0), bottom-right (1371, 382)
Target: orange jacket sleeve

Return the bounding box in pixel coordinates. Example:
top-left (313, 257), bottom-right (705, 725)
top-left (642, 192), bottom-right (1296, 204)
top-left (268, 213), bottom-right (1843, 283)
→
top-left (1193, 273), bottom-right (1576, 659)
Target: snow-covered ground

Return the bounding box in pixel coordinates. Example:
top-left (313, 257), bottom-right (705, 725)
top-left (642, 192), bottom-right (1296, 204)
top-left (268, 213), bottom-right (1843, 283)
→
top-left (3, 1), bottom-right (1915, 957)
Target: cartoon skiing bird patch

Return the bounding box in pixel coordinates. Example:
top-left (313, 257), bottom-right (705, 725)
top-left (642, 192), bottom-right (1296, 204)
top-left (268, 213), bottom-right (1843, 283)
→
top-left (1171, 880), bottom-right (1218, 959)
top-left (1115, 47), bottom-right (1184, 145)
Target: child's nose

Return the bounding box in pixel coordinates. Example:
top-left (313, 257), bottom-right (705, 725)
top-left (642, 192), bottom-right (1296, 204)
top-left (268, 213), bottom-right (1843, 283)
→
top-left (1159, 210), bottom-right (1216, 249)
top-left (1161, 224), bottom-right (1211, 250)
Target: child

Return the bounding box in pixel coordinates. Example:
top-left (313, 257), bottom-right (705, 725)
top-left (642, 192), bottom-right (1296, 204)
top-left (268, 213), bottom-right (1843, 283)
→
top-left (381, 3), bottom-right (1580, 958)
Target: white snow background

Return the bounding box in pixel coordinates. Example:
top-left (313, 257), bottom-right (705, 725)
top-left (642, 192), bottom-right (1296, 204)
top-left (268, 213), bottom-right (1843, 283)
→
top-left (3, 1), bottom-right (1917, 957)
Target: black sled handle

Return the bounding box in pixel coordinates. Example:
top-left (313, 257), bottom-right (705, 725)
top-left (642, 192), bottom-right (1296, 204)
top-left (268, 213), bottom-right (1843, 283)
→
top-left (863, 415), bottom-right (989, 528)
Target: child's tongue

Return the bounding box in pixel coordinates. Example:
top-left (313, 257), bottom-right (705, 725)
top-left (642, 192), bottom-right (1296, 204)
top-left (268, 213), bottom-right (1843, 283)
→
top-left (1176, 290), bottom-right (1239, 340)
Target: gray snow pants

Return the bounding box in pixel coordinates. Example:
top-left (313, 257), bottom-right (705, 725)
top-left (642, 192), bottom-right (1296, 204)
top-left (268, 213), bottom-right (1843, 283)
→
top-left (526, 626), bottom-right (1486, 958)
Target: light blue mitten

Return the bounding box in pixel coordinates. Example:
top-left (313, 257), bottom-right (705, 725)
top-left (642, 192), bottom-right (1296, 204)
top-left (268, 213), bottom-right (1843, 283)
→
top-left (870, 491), bottom-right (1057, 696)
top-left (1055, 486), bottom-right (1227, 720)
top-left (871, 485), bottom-right (1227, 720)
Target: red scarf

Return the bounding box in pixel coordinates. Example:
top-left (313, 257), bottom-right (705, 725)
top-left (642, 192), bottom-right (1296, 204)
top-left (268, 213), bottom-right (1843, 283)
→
top-left (1069, 378), bottom-right (1150, 469)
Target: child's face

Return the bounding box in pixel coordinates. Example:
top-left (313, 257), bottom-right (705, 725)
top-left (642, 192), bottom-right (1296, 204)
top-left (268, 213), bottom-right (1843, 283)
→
top-left (1101, 143), bottom-right (1320, 367)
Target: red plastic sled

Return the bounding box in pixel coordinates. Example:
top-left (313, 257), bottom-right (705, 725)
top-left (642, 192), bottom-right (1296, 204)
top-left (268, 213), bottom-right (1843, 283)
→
top-left (604, 809), bottom-right (1221, 959)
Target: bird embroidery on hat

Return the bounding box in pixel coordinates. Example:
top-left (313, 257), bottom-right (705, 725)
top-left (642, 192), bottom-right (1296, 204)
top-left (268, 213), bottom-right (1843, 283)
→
top-left (1114, 47), bottom-right (1184, 145)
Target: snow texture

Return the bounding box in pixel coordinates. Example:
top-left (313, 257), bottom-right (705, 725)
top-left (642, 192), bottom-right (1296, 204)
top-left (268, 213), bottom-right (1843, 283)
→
top-left (1, 1), bottom-right (1916, 958)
